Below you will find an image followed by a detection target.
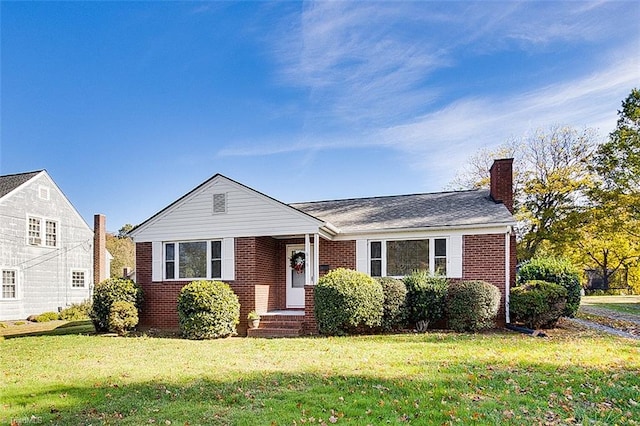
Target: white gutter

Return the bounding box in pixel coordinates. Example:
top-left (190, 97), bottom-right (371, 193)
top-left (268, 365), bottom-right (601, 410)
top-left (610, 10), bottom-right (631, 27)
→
top-left (505, 229), bottom-right (511, 323)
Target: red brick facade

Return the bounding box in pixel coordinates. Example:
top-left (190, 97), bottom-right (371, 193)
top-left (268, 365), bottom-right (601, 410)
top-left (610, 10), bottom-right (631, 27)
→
top-left (462, 233), bottom-right (513, 324)
top-left (490, 158), bottom-right (514, 214)
top-left (136, 234), bottom-right (514, 334)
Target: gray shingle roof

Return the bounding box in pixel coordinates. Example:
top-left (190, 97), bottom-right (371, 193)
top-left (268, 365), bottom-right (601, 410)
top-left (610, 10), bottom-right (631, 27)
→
top-left (0, 171), bottom-right (41, 199)
top-left (290, 189), bottom-right (514, 233)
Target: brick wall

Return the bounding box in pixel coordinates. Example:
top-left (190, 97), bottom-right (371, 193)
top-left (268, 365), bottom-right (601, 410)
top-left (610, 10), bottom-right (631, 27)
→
top-left (462, 234), bottom-right (509, 324)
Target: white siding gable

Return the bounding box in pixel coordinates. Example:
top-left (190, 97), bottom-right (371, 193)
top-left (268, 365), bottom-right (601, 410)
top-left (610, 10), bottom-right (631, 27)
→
top-left (131, 175), bottom-right (324, 242)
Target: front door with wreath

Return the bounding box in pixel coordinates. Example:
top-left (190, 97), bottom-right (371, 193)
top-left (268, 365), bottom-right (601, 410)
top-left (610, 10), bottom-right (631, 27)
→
top-left (286, 244), bottom-right (306, 308)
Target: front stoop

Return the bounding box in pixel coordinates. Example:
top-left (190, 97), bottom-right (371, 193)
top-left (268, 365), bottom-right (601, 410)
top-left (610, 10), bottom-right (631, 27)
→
top-left (247, 311), bottom-right (305, 338)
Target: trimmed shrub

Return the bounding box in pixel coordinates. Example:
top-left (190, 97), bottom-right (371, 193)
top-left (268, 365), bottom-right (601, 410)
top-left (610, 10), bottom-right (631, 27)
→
top-left (446, 280), bottom-right (501, 332)
top-left (314, 268), bottom-right (384, 335)
top-left (35, 312), bottom-right (60, 322)
top-left (510, 280), bottom-right (567, 329)
top-left (60, 300), bottom-right (92, 320)
top-left (108, 301), bottom-right (139, 335)
top-left (177, 280), bottom-right (240, 340)
top-left (376, 277), bottom-right (407, 331)
top-left (403, 270), bottom-right (449, 332)
top-left (517, 257), bottom-right (581, 317)
top-left (91, 278), bottom-right (143, 332)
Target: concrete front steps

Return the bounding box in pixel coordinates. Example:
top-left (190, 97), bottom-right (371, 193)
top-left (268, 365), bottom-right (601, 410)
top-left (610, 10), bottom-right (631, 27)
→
top-left (247, 310), bottom-right (305, 338)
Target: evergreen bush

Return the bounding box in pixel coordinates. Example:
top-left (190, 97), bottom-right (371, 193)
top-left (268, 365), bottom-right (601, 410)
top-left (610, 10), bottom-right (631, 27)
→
top-left (60, 300), bottom-right (92, 320)
top-left (376, 277), bottom-right (407, 331)
top-left (177, 280), bottom-right (240, 340)
top-left (34, 312), bottom-right (60, 322)
top-left (91, 278), bottom-right (143, 332)
top-left (510, 280), bottom-right (567, 329)
top-left (314, 268), bottom-right (383, 335)
top-left (403, 270), bottom-right (449, 331)
top-left (446, 280), bottom-right (501, 332)
top-left (108, 301), bottom-right (139, 335)
top-left (517, 257), bottom-right (581, 317)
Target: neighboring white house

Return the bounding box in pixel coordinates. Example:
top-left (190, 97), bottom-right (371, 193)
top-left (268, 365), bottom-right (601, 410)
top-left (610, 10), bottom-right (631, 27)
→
top-left (0, 170), bottom-right (109, 320)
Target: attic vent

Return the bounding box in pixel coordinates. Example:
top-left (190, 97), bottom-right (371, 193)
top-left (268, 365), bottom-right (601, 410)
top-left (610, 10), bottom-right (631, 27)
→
top-left (213, 193), bottom-right (227, 214)
top-left (39, 186), bottom-right (50, 200)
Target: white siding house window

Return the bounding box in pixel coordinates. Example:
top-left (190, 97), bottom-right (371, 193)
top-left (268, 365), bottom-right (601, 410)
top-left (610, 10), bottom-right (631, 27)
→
top-left (164, 240), bottom-right (224, 280)
top-left (369, 238), bottom-right (447, 277)
top-left (71, 270), bottom-right (86, 288)
top-left (45, 221), bottom-right (57, 247)
top-left (28, 217), bottom-right (41, 245)
top-left (27, 216), bottom-right (58, 247)
top-left (213, 193), bottom-right (227, 214)
top-left (2, 270), bottom-right (17, 299)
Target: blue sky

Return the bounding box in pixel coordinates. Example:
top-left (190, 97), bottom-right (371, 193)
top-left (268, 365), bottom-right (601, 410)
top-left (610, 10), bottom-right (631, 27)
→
top-left (1, 1), bottom-right (638, 232)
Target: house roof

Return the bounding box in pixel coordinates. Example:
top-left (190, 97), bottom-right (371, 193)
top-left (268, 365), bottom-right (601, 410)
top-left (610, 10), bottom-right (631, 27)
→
top-left (290, 189), bottom-right (514, 233)
top-left (0, 170), bottom-right (42, 199)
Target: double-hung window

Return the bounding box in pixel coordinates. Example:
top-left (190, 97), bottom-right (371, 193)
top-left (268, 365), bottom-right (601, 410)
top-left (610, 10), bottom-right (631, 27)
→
top-left (27, 216), bottom-right (58, 247)
top-left (370, 238), bottom-right (447, 277)
top-left (164, 240), bottom-right (223, 280)
top-left (2, 269), bottom-right (17, 299)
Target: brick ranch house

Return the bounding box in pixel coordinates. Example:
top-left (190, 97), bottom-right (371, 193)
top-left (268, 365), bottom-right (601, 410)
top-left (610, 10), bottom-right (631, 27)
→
top-left (129, 159), bottom-right (516, 337)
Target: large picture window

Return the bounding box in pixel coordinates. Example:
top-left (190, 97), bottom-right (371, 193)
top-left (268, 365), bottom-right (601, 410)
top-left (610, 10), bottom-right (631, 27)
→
top-left (370, 238), bottom-right (447, 277)
top-left (164, 240), bottom-right (223, 280)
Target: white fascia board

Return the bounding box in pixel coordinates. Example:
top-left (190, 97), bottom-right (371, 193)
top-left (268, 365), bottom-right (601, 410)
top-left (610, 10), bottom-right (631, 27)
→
top-left (331, 223), bottom-right (513, 241)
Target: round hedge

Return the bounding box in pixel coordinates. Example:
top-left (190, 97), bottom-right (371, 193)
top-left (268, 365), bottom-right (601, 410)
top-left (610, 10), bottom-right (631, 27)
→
top-left (108, 301), bottom-right (139, 335)
top-left (314, 268), bottom-right (383, 335)
top-left (403, 270), bottom-right (449, 332)
top-left (376, 277), bottom-right (407, 331)
top-left (177, 280), bottom-right (240, 340)
top-left (510, 280), bottom-right (567, 329)
top-left (517, 257), bottom-right (581, 317)
top-left (91, 278), bottom-right (143, 332)
top-left (446, 280), bottom-right (501, 332)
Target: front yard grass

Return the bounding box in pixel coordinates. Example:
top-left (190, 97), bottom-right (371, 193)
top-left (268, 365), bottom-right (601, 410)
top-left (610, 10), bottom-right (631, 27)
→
top-left (581, 295), bottom-right (640, 316)
top-left (2, 326), bottom-right (639, 425)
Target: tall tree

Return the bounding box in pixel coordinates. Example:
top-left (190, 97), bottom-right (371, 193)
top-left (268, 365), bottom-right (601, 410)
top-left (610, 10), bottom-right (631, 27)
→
top-left (106, 224), bottom-right (136, 278)
top-left (449, 125), bottom-right (597, 260)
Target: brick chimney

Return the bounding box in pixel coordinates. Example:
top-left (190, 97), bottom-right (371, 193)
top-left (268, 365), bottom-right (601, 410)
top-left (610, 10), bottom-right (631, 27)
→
top-left (489, 158), bottom-right (514, 214)
top-left (93, 214), bottom-right (107, 285)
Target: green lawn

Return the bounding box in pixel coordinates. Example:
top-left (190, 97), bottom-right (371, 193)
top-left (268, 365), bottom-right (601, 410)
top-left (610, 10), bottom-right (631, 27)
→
top-left (2, 326), bottom-right (639, 425)
top-left (581, 295), bottom-right (640, 316)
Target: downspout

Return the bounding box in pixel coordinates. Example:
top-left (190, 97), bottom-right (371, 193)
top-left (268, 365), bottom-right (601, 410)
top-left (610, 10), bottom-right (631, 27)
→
top-left (504, 229), bottom-right (511, 324)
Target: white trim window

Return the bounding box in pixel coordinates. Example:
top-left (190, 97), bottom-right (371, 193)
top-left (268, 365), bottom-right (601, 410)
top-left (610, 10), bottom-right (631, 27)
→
top-left (27, 216), bottom-right (58, 247)
top-left (2, 269), bottom-right (18, 299)
top-left (71, 270), bottom-right (87, 288)
top-left (164, 240), bottom-right (223, 280)
top-left (369, 238), bottom-right (447, 277)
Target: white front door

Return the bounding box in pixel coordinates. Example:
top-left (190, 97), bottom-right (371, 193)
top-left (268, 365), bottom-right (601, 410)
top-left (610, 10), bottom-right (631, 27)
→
top-left (286, 244), bottom-right (307, 308)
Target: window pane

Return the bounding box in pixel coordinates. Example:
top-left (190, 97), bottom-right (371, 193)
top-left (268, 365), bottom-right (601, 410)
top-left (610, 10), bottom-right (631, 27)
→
top-left (211, 241), bottom-right (222, 259)
top-left (45, 221), bottom-right (57, 246)
top-left (165, 243), bottom-right (175, 261)
top-left (387, 240), bottom-right (429, 276)
top-left (435, 258), bottom-right (447, 276)
top-left (166, 262), bottom-right (175, 280)
top-left (370, 241), bottom-right (381, 259)
top-left (371, 259), bottom-right (382, 277)
top-left (2, 270), bottom-right (16, 298)
top-left (211, 260), bottom-right (222, 279)
top-left (435, 238), bottom-right (446, 257)
top-left (71, 271), bottom-right (85, 287)
top-left (179, 242), bottom-right (207, 278)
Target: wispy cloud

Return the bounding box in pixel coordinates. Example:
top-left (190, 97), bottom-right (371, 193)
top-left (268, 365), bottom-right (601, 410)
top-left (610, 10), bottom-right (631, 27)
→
top-left (220, 1), bottom-right (639, 189)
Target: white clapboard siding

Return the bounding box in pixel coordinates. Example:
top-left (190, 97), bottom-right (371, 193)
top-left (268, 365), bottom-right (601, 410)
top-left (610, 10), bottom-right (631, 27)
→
top-left (132, 176), bottom-right (323, 242)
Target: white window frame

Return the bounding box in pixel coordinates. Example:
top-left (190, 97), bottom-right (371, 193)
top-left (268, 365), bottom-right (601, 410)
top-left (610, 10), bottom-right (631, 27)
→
top-left (26, 215), bottom-right (59, 247)
top-left (1, 268), bottom-right (18, 300)
top-left (38, 185), bottom-right (50, 200)
top-left (164, 240), bottom-right (224, 280)
top-left (70, 269), bottom-right (87, 288)
top-left (369, 237), bottom-right (448, 278)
